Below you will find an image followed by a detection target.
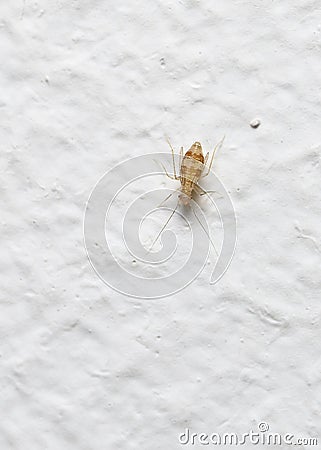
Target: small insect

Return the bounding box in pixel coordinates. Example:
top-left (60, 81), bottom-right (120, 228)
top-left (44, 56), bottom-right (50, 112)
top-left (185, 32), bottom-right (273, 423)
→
top-left (149, 137), bottom-right (225, 251)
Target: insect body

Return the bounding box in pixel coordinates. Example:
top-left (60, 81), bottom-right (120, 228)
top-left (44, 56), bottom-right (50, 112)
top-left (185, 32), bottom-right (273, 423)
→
top-left (179, 141), bottom-right (207, 205)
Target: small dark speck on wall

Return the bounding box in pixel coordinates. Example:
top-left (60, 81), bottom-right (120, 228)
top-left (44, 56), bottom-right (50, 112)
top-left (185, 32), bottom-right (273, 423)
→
top-left (250, 118), bottom-right (261, 129)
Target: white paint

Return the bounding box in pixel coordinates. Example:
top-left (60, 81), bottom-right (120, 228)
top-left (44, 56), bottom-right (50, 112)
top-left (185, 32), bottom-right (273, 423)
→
top-left (1, 1), bottom-right (320, 448)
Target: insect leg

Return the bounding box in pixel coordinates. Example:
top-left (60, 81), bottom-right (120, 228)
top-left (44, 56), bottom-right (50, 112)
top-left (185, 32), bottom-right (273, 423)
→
top-left (159, 161), bottom-right (176, 180)
top-left (158, 188), bottom-right (179, 207)
top-left (204, 152), bottom-right (209, 167)
top-left (148, 200), bottom-right (179, 252)
top-left (179, 146), bottom-right (183, 168)
top-left (166, 137), bottom-right (180, 180)
top-left (194, 184), bottom-right (222, 198)
top-left (153, 158), bottom-right (176, 180)
top-left (191, 205), bottom-right (218, 256)
top-left (202, 135), bottom-right (225, 178)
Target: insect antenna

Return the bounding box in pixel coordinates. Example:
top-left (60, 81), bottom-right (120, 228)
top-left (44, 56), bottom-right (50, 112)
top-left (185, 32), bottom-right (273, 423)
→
top-left (147, 200), bottom-right (179, 253)
top-left (191, 205), bottom-right (219, 257)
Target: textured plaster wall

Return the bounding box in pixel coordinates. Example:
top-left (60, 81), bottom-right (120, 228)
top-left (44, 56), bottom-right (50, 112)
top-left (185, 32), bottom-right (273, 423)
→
top-left (1, 1), bottom-right (320, 449)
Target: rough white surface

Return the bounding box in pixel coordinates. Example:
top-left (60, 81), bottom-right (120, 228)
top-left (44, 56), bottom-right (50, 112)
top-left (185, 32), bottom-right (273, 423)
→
top-left (1, 1), bottom-right (321, 449)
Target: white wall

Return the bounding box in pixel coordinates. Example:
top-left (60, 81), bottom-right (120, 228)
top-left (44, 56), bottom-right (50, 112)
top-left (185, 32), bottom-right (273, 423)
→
top-left (1, 1), bottom-right (320, 448)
